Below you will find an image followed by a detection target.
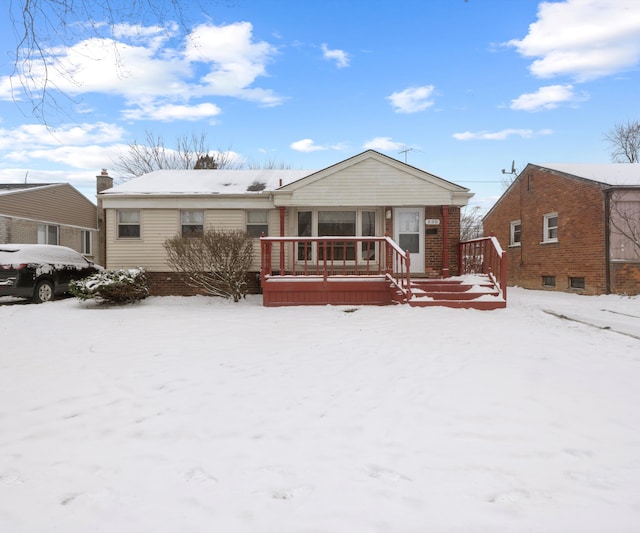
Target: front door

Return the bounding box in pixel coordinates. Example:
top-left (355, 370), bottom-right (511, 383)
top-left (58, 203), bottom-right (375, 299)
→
top-left (394, 208), bottom-right (424, 274)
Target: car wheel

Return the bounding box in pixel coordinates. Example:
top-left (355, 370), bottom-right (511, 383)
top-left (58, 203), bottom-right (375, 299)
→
top-left (33, 280), bottom-right (54, 303)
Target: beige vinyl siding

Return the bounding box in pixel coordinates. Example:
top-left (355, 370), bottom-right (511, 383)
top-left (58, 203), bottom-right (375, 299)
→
top-left (0, 185), bottom-right (97, 228)
top-left (106, 209), bottom-right (179, 271)
top-left (106, 208), bottom-right (278, 272)
top-left (275, 158), bottom-right (466, 207)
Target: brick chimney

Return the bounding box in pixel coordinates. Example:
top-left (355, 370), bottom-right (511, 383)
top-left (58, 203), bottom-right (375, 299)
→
top-left (96, 168), bottom-right (113, 194)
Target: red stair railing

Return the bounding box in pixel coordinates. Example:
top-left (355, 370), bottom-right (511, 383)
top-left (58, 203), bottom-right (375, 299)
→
top-left (458, 234), bottom-right (507, 301)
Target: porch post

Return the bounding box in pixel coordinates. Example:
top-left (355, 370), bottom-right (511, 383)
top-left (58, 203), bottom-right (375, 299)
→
top-left (442, 205), bottom-right (450, 278)
top-left (278, 206), bottom-right (286, 274)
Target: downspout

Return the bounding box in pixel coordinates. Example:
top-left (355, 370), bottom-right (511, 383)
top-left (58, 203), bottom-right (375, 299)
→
top-left (604, 189), bottom-right (611, 294)
top-left (442, 205), bottom-right (449, 277)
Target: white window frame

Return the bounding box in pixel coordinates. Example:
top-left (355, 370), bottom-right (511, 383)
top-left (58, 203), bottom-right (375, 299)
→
top-left (509, 220), bottom-right (521, 247)
top-left (246, 210), bottom-right (269, 238)
top-left (81, 229), bottom-right (92, 255)
top-left (542, 212), bottom-right (558, 243)
top-left (181, 210), bottom-right (204, 238)
top-left (295, 208), bottom-right (380, 263)
top-left (37, 224), bottom-right (58, 245)
top-left (117, 209), bottom-right (141, 239)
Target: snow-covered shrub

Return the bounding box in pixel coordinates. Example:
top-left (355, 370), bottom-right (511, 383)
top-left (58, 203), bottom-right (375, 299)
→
top-left (69, 268), bottom-right (149, 304)
top-left (164, 230), bottom-right (253, 302)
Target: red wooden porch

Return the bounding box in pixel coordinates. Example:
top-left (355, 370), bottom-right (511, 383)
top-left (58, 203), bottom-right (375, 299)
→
top-left (260, 235), bottom-right (507, 309)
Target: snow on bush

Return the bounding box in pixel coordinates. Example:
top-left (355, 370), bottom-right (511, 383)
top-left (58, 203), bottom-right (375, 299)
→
top-left (69, 268), bottom-right (149, 304)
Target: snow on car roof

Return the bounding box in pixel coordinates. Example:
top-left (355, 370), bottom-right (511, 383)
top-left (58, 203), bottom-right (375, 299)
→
top-left (0, 244), bottom-right (90, 265)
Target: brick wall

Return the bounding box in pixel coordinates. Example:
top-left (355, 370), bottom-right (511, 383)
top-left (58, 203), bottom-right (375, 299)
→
top-left (610, 262), bottom-right (640, 296)
top-left (484, 166), bottom-right (608, 295)
top-left (147, 271), bottom-right (262, 297)
top-left (423, 206), bottom-right (461, 277)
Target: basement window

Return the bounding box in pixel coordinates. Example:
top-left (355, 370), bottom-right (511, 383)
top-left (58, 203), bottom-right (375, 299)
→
top-left (542, 276), bottom-right (556, 287)
top-left (569, 277), bottom-right (585, 290)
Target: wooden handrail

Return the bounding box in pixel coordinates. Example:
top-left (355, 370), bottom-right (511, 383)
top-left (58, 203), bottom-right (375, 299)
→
top-left (458, 235), bottom-right (507, 301)
top-left (260, 235), bottom-right (413, 301)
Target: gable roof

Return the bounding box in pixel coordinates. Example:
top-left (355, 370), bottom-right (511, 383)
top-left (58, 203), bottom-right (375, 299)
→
top-left (99, 150), bottom-right (472, 207)
top-left (278, 150), bottom-right (469, 192)
top-left (101, 169), bottom-right (316, 196)
top-left (539, 163), bottom-right (640, 187)
top-left (0, 183), bottom-right (97, 228)
top-left (273, 150), bottom-right (472, 207)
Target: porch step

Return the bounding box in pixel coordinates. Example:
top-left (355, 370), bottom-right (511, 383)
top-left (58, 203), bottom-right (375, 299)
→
top-left (406, 276), bottom-right (506, 310)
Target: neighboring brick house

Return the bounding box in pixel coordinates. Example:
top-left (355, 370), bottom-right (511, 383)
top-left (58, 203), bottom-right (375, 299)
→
top-left (483, 163), bottom-right (640, 295)
top-left (0, 183), bottom-right (100, 264)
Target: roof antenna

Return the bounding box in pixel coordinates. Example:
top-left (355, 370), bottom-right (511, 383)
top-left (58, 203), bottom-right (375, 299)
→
top-left (398, 147), bottom-right (414, 163)
top-left (501, 160), bottom-right (517, 175)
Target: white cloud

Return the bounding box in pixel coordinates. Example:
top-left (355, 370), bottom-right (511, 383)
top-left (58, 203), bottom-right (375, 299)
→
top-left (0, 122), bottom-right (126, 151)
top-left (321, 43), bottom-right (350, 68)
top-left (453, 129), bottom-right (553, 141)
top-left (506, 0), bottom-right (640, 81)
top-left (290, 139), bottom-right (328, 152)
top-left (510, 84), bottom-right (589, 111)
top-left (122, 102), bottom-right (222, 122)
top-left (0, 21), bottom-right (282, 115)
top-left (362, 137), bottom-right (405, 151)
top-left (5, 144), bottom-right (128, 170)
top-left (386, 86), bottom-right (435, 113)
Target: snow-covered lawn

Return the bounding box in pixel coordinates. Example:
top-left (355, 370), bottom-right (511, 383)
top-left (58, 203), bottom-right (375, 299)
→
top-left (1, 288), bottom-right (639, 532)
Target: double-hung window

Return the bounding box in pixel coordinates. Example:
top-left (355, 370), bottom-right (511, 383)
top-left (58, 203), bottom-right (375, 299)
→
top-left (543, 213), bottom-right (558, 243)
top-left (37, 224), bottom-right (58, 245)
top-left (118, 210), bottom-right (141, 238)
top-left (246, 210), bottom-right (268, 237)
top-left (181, 210), bottom-right (204, 238)
top-left (510, 220), bottom-right (521, 247)
top-left (81, 230), bottom-right (92, 255)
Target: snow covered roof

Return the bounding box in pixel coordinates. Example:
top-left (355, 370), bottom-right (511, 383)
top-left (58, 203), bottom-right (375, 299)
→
top-left (101, 169), bottom-right (317, 196)
top-left (539, 163), bottom-right (640, 186)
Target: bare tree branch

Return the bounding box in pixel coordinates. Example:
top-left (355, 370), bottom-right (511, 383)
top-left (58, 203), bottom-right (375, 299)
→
top-left (604, 120), bottom-right (640, 163)
top-left (113, 130), bottom-right (239, 179)
top-left (8, 0), bottom-right (202, 124)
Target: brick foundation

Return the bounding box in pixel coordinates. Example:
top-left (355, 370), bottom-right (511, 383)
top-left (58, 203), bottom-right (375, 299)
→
top-left (146, 271), bottom-right (263, 297)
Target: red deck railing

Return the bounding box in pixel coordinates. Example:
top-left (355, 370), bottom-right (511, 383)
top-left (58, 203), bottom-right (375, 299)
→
top-left (261, 235), bottom-right (412, 300)
top-left (458, 235), bottom-right (508, 301)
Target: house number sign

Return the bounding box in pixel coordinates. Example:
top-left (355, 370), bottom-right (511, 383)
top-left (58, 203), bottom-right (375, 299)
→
top-left (425, 219), bottom-right (440, 225)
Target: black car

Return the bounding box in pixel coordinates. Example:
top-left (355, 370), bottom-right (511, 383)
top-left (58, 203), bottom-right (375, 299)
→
top-left (0, 244), bottom-right (102, 303)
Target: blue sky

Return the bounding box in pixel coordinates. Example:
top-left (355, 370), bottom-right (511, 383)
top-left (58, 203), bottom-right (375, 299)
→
top-left (1, 0), bottom-right (639, 212)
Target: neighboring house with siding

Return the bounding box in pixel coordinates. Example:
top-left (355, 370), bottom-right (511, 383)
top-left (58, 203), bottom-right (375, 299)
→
top-left (483, 163), bottom-right (640, 295)
top-left (0, 183), bottom-right (100, 264)
top-left (99, 150), bottom-right (474, 296)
